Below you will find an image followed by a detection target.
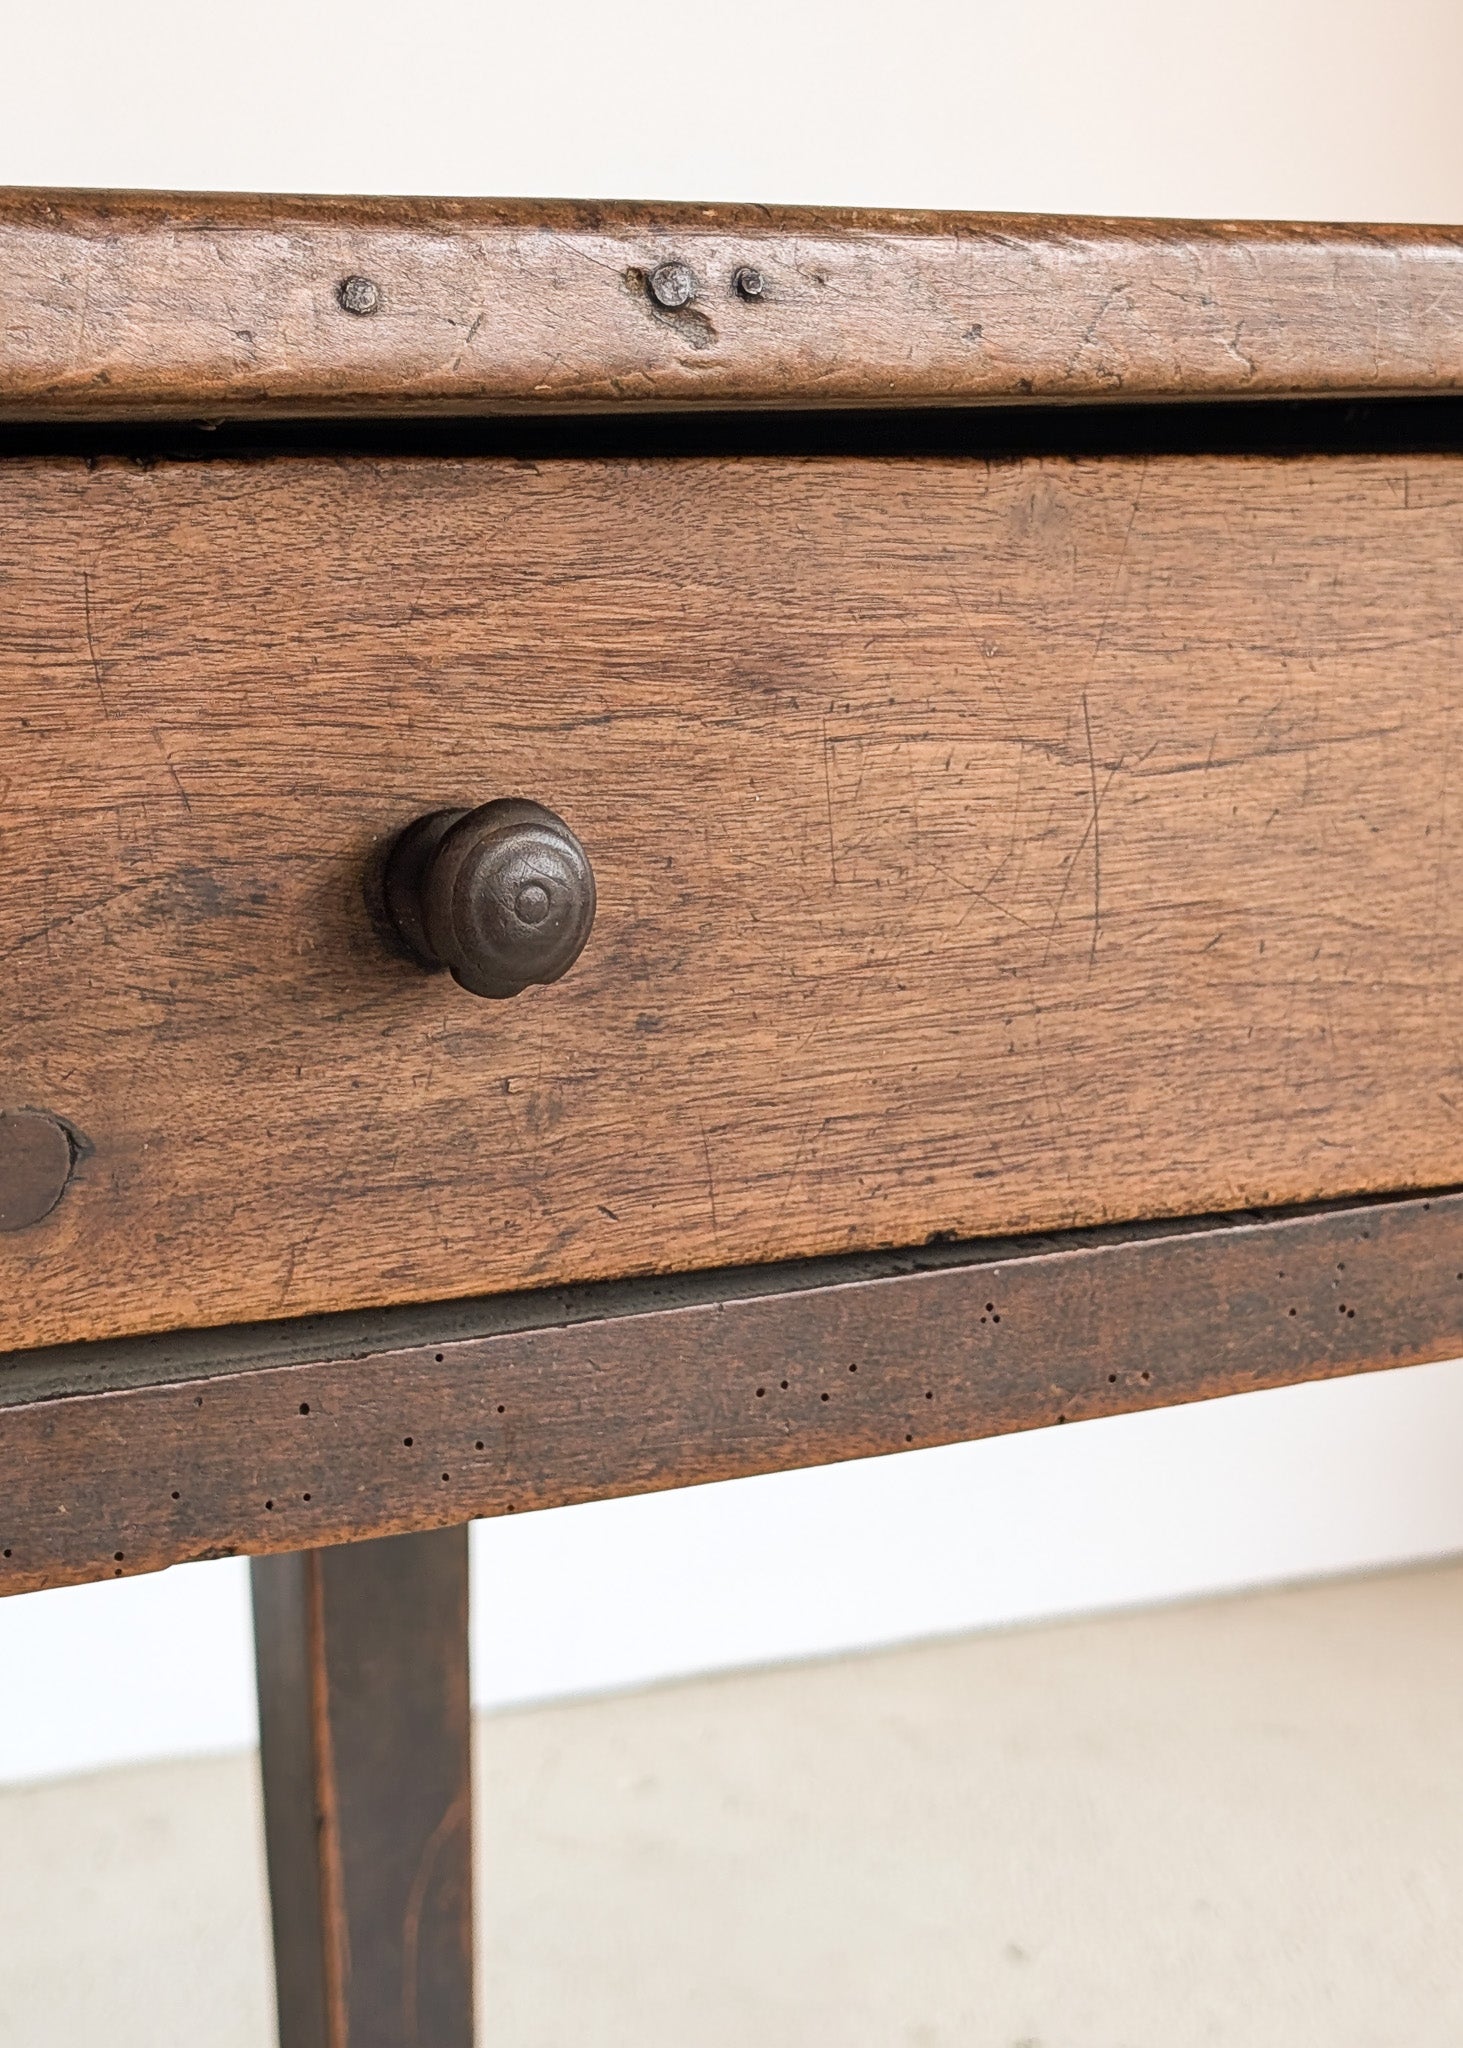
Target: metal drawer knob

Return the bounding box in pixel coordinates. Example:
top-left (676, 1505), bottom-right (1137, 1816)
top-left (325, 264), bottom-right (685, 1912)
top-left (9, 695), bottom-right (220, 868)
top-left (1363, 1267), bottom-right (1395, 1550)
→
top-left (0, 1109), bottom-right (75, 1232)
top-left (383, 800), bottom-right (596, 1000)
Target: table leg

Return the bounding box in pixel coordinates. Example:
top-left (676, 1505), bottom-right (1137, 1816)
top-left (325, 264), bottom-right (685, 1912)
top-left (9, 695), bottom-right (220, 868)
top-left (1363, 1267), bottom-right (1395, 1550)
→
top-left (251, 1525), bottom-right (474, 2048)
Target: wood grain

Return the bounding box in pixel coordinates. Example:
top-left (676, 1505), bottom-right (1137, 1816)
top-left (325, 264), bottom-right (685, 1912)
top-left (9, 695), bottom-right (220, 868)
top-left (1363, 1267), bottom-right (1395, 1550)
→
top-left (0, 1193), bottom-right (1458, 1596)
top-left (4, 446), bottom-right (1463, 1348)
top-left (253, 1527), bottom-right (474, 2048)
top-left (3, 190), bottom-right (1463, 418)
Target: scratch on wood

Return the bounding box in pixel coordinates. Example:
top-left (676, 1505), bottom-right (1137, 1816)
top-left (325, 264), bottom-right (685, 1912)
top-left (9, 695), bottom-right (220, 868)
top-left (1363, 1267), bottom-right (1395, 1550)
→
top-left (1041, 713), bottom-right (1122, 969)
top-left (772, 1115), bottom-right (830, 1232)
top-left (1088, 460), bottom-right (1148, 676)
top-left (1082, 691), bottom-right (1102, 970)
top-left (151, 727), bottom-right (193, 813)
top-left (81, 568), bottom-right (110, 717)
top-left (1428, 676), bottom-right (1455, 973)
top-left (0, 875), bottom-right (158, 965)
top-left (699, 1118), bottom-right (721, 1240)
top-left (820, 720), bottom-right (840, 886)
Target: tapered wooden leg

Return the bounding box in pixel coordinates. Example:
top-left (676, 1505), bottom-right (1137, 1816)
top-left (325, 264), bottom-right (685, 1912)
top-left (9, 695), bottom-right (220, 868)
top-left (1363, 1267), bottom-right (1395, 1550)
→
top-left (251, 1525), bottom-right (474, 2048)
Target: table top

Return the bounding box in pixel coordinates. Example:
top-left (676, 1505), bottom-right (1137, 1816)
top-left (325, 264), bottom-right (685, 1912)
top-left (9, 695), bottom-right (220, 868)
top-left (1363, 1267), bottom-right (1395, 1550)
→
top-left (3, 189), bottom-right (1463, 419)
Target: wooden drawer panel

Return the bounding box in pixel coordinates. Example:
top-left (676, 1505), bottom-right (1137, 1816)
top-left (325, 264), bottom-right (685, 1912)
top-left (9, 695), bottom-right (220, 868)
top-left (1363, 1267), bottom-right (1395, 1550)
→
top-left (2, 448), bottom-right (1462, 1349)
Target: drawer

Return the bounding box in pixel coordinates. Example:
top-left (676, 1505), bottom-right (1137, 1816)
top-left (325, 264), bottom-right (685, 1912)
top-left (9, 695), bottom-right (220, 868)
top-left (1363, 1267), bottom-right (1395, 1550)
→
top-left (3, 445), bottom-right (1462, 1350)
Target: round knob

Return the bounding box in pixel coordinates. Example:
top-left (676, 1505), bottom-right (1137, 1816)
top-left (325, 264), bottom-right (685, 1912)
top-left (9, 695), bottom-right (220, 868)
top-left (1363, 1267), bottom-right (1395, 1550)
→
top-left (0, 1110), bottom-right (74, 1232)
top-left (383, 800), bottom-right (596, 1000)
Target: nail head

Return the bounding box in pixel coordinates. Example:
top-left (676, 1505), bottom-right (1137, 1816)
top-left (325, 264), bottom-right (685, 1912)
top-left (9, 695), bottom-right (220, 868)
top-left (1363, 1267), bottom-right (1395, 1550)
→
top-left (734, 266), bottom-right (765, 301)
top-left (337, 275), bottom-right (381, 317)
top-left (648, 261), bottom-right (696, 309)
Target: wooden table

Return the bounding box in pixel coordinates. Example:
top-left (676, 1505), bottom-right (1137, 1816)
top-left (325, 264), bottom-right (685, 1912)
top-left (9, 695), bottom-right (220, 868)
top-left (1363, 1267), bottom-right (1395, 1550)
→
top-left (4, 189), bottom-right (1463, 2045)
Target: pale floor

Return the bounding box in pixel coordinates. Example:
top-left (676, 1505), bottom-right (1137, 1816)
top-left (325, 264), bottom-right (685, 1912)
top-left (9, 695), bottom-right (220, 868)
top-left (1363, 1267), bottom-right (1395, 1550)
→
top-left (3, 1561), bottom-right (1462, 2047)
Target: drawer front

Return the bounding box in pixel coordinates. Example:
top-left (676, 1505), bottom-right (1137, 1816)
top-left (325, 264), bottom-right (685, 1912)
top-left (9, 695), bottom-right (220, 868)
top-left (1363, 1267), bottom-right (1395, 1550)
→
top-left (2, 449), bottom-right (1461, 1349)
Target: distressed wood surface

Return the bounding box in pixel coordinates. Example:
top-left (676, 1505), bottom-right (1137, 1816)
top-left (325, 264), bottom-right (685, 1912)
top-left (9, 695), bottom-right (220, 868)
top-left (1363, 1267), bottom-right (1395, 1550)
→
top-left (0, 1194), bottom-right (1458, 1595)
top-left (4, 190), bottom-right (1463, 418)
top-left (3, 446), bottom-right (1463, 1348)
top-left (253, 1526), bottom-right (474, 2048)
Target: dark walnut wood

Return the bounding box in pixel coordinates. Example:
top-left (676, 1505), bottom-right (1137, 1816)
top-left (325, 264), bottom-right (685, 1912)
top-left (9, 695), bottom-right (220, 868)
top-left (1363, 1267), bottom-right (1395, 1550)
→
top-left (2, 190), bottom-right (1463, 418)
top-left (0, 1192), bottom-right (1458, 1596)
top-left (384, 800), bottom-right (596, 999)
top-left (3, 449), bottom-right (1463, 1347)
top-left (253, 1525), bottom-right (473, 2048)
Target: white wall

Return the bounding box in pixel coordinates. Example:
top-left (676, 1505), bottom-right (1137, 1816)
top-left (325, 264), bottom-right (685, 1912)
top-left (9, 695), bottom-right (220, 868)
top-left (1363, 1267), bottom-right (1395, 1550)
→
top-left (4, 0), bottom-right (1463, 220)
top-left (3, 0), bottom-right (1463, 1786)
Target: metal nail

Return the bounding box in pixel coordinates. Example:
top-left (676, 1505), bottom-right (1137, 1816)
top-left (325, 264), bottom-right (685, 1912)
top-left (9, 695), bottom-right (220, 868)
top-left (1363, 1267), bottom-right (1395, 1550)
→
top-left (733, 266), bottom-right (765, 301)
top-left (648, 262), bottom-right (696, 309)
top-left (337, 275), bottom-right (382, 317)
